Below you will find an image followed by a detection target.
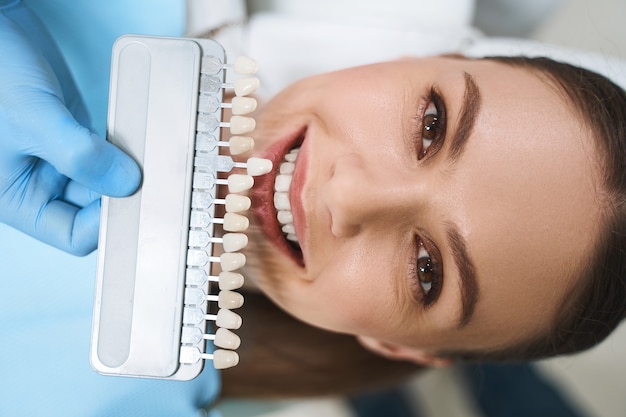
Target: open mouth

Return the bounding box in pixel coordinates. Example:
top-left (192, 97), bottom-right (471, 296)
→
top-left (252, 128), bottom-right (306, 266)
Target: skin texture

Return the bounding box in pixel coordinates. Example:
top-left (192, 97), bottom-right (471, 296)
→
top-left (238, 57), bottom-right (604, 364)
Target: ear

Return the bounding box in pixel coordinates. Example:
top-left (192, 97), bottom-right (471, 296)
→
top-left (357, 336), bottom-right (453, 368)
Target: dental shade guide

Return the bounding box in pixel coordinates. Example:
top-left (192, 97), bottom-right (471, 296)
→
top-left (90, 36), bottom-right (269, 380)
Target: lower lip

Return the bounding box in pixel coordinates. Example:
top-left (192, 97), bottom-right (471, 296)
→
top-left (251, 127), bottom-right (306, 266)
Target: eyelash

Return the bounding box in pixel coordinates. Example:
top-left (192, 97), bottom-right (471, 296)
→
top-left (408, 88), bottom-right (446, 307)
top-left (412, 87), bottom-right (446, 160)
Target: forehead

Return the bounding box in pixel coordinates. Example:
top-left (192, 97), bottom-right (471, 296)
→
top-left (440, 59), bottom-right (603, 348)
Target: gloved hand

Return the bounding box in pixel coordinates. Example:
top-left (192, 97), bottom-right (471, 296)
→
top-left (0, 1), bottom-right (141, 256)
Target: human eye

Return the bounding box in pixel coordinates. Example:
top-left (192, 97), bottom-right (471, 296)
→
top-left (413, 87), bottom-right (447, 160)
top-left (409, 239), bottom-right (443, 308)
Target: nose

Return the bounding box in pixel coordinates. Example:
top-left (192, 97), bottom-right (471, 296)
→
top-left (321, 153), bottom-right (417, 238)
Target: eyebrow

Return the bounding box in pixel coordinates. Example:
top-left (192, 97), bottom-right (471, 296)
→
top-left (447, 226), bottom-right (479, 329)
top-left (447, 72), bottom-right (481, 163)
top-left (445, 72), bottom-right (481, 329)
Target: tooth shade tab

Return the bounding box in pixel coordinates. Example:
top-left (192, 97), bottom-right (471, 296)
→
top-left (219, 252), bottom-right (246, 271)
top-left (225, 194), bottom-right (251, 212)
top-left (185, 307), bottom-right (242, 329)
top-left (232, 77), bottom-right (260, 96)
top-left (218, 290), bottom-right (245, 309)
top-left (185, 328), bottom-right (240, 352)
top-left (230, 96), bottom-right (257, 115)
top-left (199, 62), bottom-right (259, 101)
top-left (214, 327), bottom-right (241, 349)
top-left (190, 173), bottom-right (252, 193)
top-left (179, 346), bottom-right (239, 369)
top-left (195, 114), bottom-right (256, 135)
top-left (194, 154), bottom-right (270, 177)
top-left (227, 174), bottom-right (253, 193)
top-left (221, 233), bottom-right (248, 252)
top-left (219, 271), bottom-right (245, 290)
top-left (180, 328), bottom-right (241, 361)
top-left (182, 288), bottom-right (244, 309)
top-left (184, 269), bottom-right (245, 290)
top-left (233, 56), bottom-right (259, 74)
top-left (246, 157), bottom-right (273, 176)
top-left (198, 95), bottom-right (257, 116)
top-left (229, 136), bottom-right (254, 155)
top-left (229, 115), bottom-right (256, 134)
top-left (185, 250), bottom-right (246, 270)
top-left (215, 308), bottom-right (243, 329)
top-left (212, 349), bottom-right (240, 369)
top-left (220, 212), bottom-right (250, 232)
top-left (195, 133), bottom-right (254, 156)
top-left (197, 194), bottom-right (250, 214)
top-left (187, 230), bottom-right (247, 252)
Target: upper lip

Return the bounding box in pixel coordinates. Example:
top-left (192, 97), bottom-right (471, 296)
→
top-left (251, 126), bottom-right (307, 266)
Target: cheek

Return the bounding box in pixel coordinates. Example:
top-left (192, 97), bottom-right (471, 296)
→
top-left (299, 239), bottom-right (408, 336)
top-left (246, 223), bottom-right (405, 336)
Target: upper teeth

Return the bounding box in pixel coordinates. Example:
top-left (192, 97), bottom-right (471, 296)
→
top-left (274, 147), bottom-right (300, 244)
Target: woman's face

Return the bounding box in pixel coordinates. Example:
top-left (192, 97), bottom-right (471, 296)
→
top-left (243, 57), bottom-right (603, 358)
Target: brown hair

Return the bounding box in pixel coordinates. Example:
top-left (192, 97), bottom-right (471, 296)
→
top-left (221, 56), bottom-right (626, 398)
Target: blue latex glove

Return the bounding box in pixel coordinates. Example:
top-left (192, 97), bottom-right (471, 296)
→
top-left (0, 0), bottom-right (140, 255)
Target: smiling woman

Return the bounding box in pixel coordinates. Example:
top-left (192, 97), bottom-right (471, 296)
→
top-left (219, 54), bottom-right (626, 397)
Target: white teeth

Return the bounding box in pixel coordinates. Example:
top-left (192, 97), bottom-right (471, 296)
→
top-left (277, 210), bottom-right (293, 224)
top-left (280, 162), bottom-right (295, 174)
top-left (281, 224), bottom-right (295, 235)
top-left (273, 146), bottom-right (301, 246)
top-left (274, 174), bottom-right (292, 192)
top-left (274, 192), bottom-right (291, 211)
top-left (285, 148), bottom-right (299, 162)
